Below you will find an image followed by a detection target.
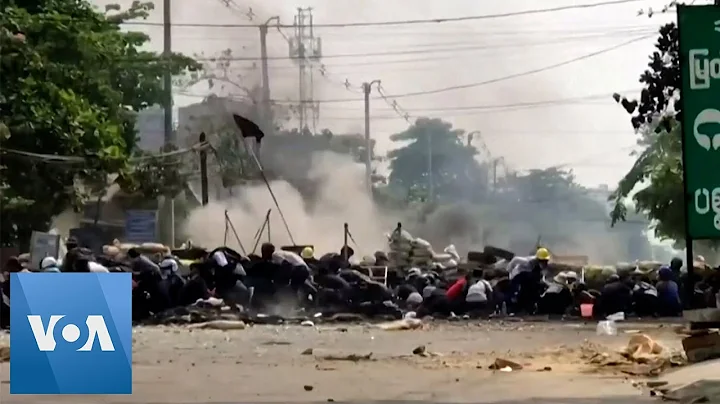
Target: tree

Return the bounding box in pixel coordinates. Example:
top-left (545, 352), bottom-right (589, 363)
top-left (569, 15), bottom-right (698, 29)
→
top-left (608, 22), bottom-right (687, 242)
top-left (387, 117), bottom-right (488, 202)
top-left (0, 0), bottom-right (200, 247)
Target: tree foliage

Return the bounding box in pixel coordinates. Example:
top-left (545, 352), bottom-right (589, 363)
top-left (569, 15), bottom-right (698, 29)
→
top-left (609, 22), bottom-right (686, 241)
top-left (0, 0), bottom-right (200, 246)
top-left (387, 117), bottom-right (488, 202)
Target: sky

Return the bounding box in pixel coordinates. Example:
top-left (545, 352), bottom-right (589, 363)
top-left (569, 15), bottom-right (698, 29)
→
top-left (96, 0), bottom-right (699, 187)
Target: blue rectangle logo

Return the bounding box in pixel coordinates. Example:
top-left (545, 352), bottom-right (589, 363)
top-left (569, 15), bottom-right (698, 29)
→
top-left (10, 273), bottom-right (133, 394)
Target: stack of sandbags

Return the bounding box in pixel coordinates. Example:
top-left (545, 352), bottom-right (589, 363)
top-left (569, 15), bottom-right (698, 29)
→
top-left (409, 237), bottom-right (434, 267)
top-left (387, 229), bottom-right (413, 267)
top-left (432, 244), bottom-right (460, 269)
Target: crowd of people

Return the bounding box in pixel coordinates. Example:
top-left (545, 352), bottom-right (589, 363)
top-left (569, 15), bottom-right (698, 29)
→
top-left (1, 237), bottom-right (719, 328)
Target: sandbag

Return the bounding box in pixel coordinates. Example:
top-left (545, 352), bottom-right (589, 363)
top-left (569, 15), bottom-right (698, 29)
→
top-left (140, 242), bottom-right (167, 253)
top-left (360, 255), bottom-right (376, 266)
top-left (112, 239), bottom-right (136, 252)
top-left (388, 251), bottom-right (409, 261)
top-left (411, 238), bottom-right (432, 249)
top-left (432, 253), bottom-right (453, 262)
top-left (410, 257), bottom-right (432, 266)
top-left (388, 229), bottom-right (413, 243)
top-left (411, 248), bottom-right (433, 258)
top-left (102, 245), bottom-right (120, 256)
top-left (444, 259), bottom-right (458, 268)
top-left (444, 245), bottom-right (460, 261)
top-left (388, 241), bottom-right (412, 252)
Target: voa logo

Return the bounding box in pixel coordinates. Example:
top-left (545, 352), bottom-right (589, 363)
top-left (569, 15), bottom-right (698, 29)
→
top-left (27, 315), bottom-right (116, 352)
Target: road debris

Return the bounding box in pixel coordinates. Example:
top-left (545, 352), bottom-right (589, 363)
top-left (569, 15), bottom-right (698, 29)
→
top-left (489, 358), bottom-right (523, 371)
top-left (318, 352), bottom-right (374, 362)
top-left (186, 320), bottom-right (246, 330)
top-left (0, 344), bottom-right (8, 362)
top-left (375, 318), bottom-right (424, 331)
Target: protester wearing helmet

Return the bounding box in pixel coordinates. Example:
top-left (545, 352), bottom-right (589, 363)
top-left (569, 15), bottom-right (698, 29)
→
top-left (506, 247), bottom-right (552, 314)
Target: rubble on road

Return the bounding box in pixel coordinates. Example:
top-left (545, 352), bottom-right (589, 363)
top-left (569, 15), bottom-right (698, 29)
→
top-left (0, 344), bottom-right (9, 362)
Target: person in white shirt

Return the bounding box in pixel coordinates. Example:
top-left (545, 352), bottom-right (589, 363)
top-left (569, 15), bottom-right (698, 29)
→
top-left (87, 261), bottom-right (110, 273)
top-left (271, 249), bottom-right (308, 269)
top-left (464, 269), bottom-right (494, 315)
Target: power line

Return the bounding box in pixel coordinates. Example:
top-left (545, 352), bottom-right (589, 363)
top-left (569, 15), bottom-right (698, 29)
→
top-left (177, 86), bottom-right (640, 107)
top-left (176, 35), bottom-right (649, 104)
top-left (122, 0), bottom-right (643, 28)
top-left (319, 90), bottom-right (640, 112)
top-left (310, 24), bottom-right (664, 37)
top-left (174, 30), bottom-right (656, 62)
top-left (385, 35), bottom-right (654, 99)
top-left (171, 26), bottom-right (657, 42)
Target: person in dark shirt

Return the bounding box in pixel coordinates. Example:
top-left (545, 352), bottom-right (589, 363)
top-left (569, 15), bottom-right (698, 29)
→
top-left (178, 264), bottom-right (213, 306)
top-left (511, 266), bottom-right (545, 315)
top-left (594, 275), bottom-right (632, 318)
top-left (62, 237), bottom-right (82, 272)
top-left (0, 257), bottom-right (23, 328)
top-left (656, 266), bottom-right (682, 316)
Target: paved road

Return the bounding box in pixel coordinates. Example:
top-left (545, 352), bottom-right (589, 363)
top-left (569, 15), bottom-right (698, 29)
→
top-left (0, 322), bottom-right (673, 403)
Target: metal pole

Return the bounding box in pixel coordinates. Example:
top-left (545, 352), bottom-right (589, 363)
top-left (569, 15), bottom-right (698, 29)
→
top-left (266, 209), bottom-right (271, 242)
top-left (259, 19), bottom-right (278, 135)
top-left (362, 80), bottom-right (380, 193)
top-left (199, 132), bottom-right (209, 205)
top-left (363, 82), bottom-right (372, 191)
top-left (162, 0), bottom-right (175, 247)
top-left (428, 129), bottom-right (433, 201)
top-left (343, 223), bottom-right (349, 262)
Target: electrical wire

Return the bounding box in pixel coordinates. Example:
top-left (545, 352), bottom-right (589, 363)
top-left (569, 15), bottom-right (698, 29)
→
top-left (172, 26), bottom-right (655, 44)
top-left (0, 142), bottom-right (210, 165)
top-left (177, 34), bottom-right (650, 104)
top-left (318, 89), bottom-right (640, 112)
top-left (386, 35), bottom-right (654, 99)
top-left (155, 31), bottom-right (657, 62)
top-left (121, 0), bottom-right (644, 28)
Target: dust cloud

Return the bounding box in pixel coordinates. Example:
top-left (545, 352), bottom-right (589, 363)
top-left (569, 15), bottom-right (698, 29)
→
top-left (183, 152), bottom-right (391, 256)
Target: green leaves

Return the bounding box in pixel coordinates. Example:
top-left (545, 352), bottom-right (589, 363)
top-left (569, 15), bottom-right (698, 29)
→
top-left (607, 21), bottom-right (701, 243)
top-left (387, 117), bottom-right (486, 201)
top-left (0, 0), bottom-right (200, 246)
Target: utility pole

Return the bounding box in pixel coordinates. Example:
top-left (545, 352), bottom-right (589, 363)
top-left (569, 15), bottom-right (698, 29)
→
top-left (199, 133), bottom-right (209, 206)
top-left (259, 16), bottom-right (279, 135)
top-left (362, 80), bottom-right (380, 192)
top-left (162, 0), bottom-right (175, 247)
top-left (492, 158), bottom-right (499, 192)
top-left (289, 7), bottom-right (321, 134)
top-left (428, 131), bottom-right (433, 201)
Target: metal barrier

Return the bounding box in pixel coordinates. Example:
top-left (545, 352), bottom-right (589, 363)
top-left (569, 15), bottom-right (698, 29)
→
top-left (359, 265), bottom-right (388, 286)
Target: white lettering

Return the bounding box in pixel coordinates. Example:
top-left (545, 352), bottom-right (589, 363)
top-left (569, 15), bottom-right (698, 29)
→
top-left (688, 49), bottom-right (720, 89)
top-left (695, 188), bottom-right (711, 214)
top-left (713, 188), bottom-right (720, 214)
top-left (27, 315), bottom-right (64, 352)
top-left (27, 315), bottom-right (115, 352)
top-left (77, 315), bottom-right (115, 351)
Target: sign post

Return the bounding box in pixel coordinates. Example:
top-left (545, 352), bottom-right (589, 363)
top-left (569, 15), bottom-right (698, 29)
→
top-left (678, 5), bottom-right (720, 301)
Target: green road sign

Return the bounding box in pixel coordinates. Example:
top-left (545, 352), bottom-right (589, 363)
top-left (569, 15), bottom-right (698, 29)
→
top-left (678, 5), bottom-right (720, 240)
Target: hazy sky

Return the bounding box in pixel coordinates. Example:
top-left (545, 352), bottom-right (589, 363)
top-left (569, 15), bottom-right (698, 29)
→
top-left (98, 0), bottom-right (697, 187)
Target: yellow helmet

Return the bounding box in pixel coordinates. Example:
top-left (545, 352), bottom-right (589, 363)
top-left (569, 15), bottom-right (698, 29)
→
top-left (301, 246), bottom-right (314, 259)
top-left (535, 247), bottom-right (551, 261)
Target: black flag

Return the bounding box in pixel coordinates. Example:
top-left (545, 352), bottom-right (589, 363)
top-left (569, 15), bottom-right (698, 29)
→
top-left (232, 114), bottom-right (265, 144)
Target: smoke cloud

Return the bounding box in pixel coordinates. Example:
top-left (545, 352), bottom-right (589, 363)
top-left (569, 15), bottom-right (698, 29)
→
top-left (183, 152), bottom-right (391, 256)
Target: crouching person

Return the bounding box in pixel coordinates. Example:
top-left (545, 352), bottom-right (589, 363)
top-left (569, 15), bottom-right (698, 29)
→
top-left (464, 271), bottom-right (494, 317)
